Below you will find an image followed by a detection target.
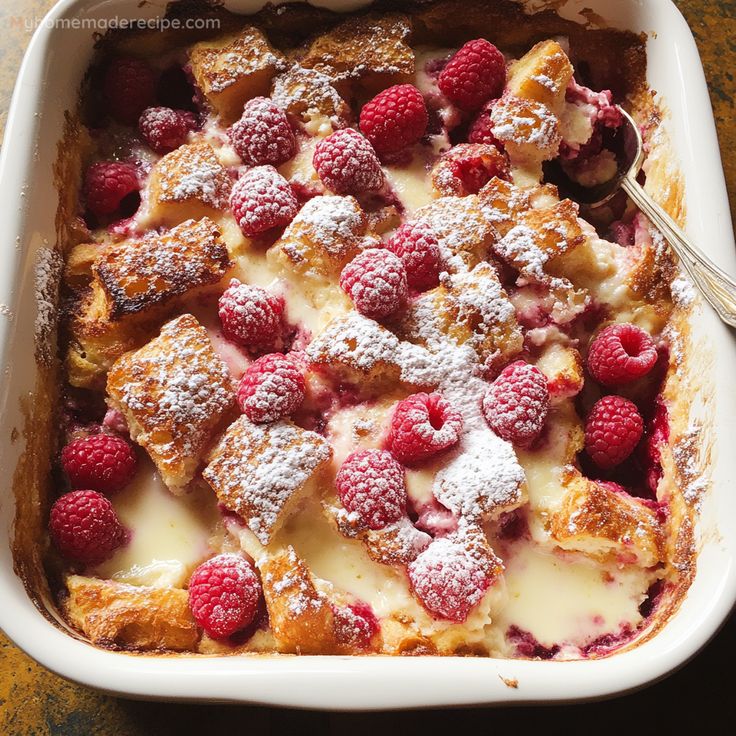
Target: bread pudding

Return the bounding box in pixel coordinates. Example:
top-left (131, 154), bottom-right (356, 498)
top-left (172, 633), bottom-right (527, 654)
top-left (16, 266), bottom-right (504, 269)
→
top-left (18, 0), bottom-right (704, 660)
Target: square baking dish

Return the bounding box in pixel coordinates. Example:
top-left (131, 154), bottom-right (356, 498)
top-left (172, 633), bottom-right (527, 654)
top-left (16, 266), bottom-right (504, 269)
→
top-left (0, 0), bottom-right (735, 709)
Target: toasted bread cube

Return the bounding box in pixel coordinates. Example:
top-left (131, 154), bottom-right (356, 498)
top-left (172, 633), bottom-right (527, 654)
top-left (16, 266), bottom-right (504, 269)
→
top-left (401, 263), bottom-right (523, 369)
top-left (270, 195), bottom-right (368, 278)
top-left (478, 177), bottom-right (532, 239)
top-left (65, 219), bottom-right (231, 389)
top-left (493, 199), bottom-right (586, 282)
top-left (143, 142), bottom-right (232, 227)
top-left (259, 547), bottom-right (335, 654)
top-left (64, 575), bottom-right (198, 651)
top-left (107, 315), bottom-right (236, 492)
top-left (298, 13), bottom-right (414, 94)
top-left (307, 312), bottom-right (432, 390)
top-left (536, 342), bottom-right (584, 402)
top-left (507, 40), bottom-right (574, 113)
top-left (94, 217), bottom-right (231, 321)
top-left (189, 27), bottom-right (286, 123)
top-left (414, 196), bottom-right (496, 273)
top-left (203, 417), bottom-right (332, 545)
top-left (550, 474), bottom-right (665, 567)
top-left (491, 95), bottom-right (562, 172)
top-left (271, 64), bottom-right (350, 130)
top-left (431, 144), bottom-right (510, 198)
top-left (331, 510), bottom-right (431, 567)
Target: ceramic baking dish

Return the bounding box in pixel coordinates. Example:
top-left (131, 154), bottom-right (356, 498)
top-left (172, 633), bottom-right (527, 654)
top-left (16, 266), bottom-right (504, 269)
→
top-left (0, 0), bottom-right (734, 710)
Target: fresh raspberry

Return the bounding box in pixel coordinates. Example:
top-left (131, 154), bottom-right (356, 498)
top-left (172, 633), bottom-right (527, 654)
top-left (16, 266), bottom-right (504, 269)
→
top-left (408, 536), bottom-right (492, 622)
top-left (188, 554), bottom-right (262, 639)
top-left (482, 360), bottom-right (550, 446)
top-left (438, 39), bottom-right (506, 111)
top-left (227, 97), bottom-right (296, 167)
top-left (438, 143), bottom-right (509, 195)
top-left (385, 221), bottom-right (441, 291)
top-left (467, 99), bottom-right (503, 146)
top-left (584, 395), bottom-right (644, 469)
top-left (237, 353), bottom-right (306, 423)
top-left (49, 490), bottom-right (127, 564)
top-left (313, 128), bottom-right (385, 195)
top-left (587, 323), bottom-right (658, 387)
top-left (83, 161), bottom-right (139, 217)
top-left (138, 106), bottom-right (196, 154)
top-left (218, 279), bottom-right (285, 349)
top-left (332, 602), bottom-right (379, 649)
top-left (359, 84), bottom-right (429, 155)
top-left (340, 248), bottom-right (408, 320)
top-left (335, 449), bottom-right (407, 530)
top-left (387, 393), bottom-right (463, 465)
top-left (61, 433), bottom-right (137, 494)
top-left (103, 58), bottom-right (156, 125)
top-left (230, 165), bottom-right (298, 237)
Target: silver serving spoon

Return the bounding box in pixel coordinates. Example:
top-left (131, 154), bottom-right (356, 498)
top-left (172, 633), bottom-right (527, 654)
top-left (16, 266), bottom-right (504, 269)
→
top-left (546, 106), bottom-right (736, 327)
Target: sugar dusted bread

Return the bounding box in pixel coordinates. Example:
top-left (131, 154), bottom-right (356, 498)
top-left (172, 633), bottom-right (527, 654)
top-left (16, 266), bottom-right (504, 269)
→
top-left (203, 417), bottom-right (332, 545)
top-left (401, 262), bottom-right (523, 370)
top-left (507, 40), bottom-right (574, 113)
top-left (142, 141), bottom-right (232, 227)
top-left (258, 547), bottom-right (336, 654)
top-left (66, 218), bottom-right (231, 388)
top-left (297, 13), bottom-right (414, 94)
top-left (189, 26), bottom-right (286, 123)
top-left (270, 194), bottom-right (368, 279)
top-left (64, 575), bottom-right (198, 651)
top-left (107, 314), bottom-right (236, 492)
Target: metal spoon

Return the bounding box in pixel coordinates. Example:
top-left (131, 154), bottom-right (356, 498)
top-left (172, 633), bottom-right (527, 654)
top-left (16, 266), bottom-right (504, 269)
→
top-left (545, 106), bottom-right (736, 327)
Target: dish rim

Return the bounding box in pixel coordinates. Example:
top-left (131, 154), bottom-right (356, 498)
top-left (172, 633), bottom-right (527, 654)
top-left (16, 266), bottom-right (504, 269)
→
top-left (0, 0), bottom-right (735, 710)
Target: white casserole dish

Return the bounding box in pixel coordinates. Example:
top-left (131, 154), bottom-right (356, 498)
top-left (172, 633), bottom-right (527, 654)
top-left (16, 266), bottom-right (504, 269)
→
top-left (0, 0), bottom-right (734, 710)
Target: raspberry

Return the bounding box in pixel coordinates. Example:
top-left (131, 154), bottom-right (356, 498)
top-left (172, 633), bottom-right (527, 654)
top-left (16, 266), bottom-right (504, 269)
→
top-left (83, 161), bottom-right (139, 217)
top-left (408, 536), bottom-right (492, 622)
top-left (313, 128), bottom-right (385, 195)
top-left (335, 449), bottom-right (407, 530)
top-left (237, 353), bottom-right (306, 423)
top-left (230, 166), bottom-right (298, 237)
top-left (482, 360), bottom-right (550, 446)
top-left (359, 84), bottom-right (429, 155)
top-left (340, 248), bottom-right (408, 320)
top-left (467, 99), bottom-right (503, 146)
top-left (332, 602), bottom-right (379, 649)
top-left (385, 221), bottom-right (441, 291)
top-left (587, 323), bottom-right (658, 387)
top-left (218, 279), bottom-right (285, 349)
top-left (438, 39), bottom-right (506, 111)
top-left (387, 393), bottom-right (463, 465)
top-left (227, 97), bottom-right (296, 167)
top-left (584, 395), bottom-right (644, 469)
top-left (437, 143), bottom-right (509, 196)
top-left (103, 58), bottom-right (156, 125)
top-left (61, 433), bottom-right (137, 494)
top-left (138, 106), bottom-right (196, 154)
top-left (49, 490), bottom-right (127, 564)
top-left (188, 554), bottom-right (262, 639)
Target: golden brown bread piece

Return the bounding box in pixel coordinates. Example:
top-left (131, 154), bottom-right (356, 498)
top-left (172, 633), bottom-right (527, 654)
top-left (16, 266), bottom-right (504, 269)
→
top-left (107, 314), bottom-right (236, 492)
top-left (203, 417), bottom-right (332, 545)
top-left (400, 262), bottom-right (523, 371)
top-left (477, 176), bottom-right (533, 240)
top-left (258, 547), bottom-right (336, 654)
top-left (550, 472), bottom-right (665, 567)
top-left (65, 218), bottom-right (231, 389)
top-left (189, 26), bottom-right (287, 123)
top-left (507, 39), bottom-right (574, 113)
top-left (297, 13), bottom-right (414, 95)
top-left (64, 575), bottom-right (199, 651)
top-left (143, 141), bottom-right (232, 227)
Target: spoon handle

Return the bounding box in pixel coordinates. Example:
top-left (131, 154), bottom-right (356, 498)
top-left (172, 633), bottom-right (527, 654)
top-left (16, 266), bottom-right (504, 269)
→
top-left (622, 176), bottom-right (736, 328)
